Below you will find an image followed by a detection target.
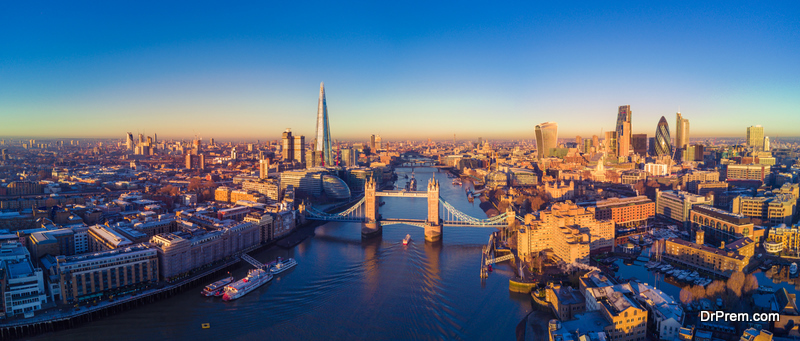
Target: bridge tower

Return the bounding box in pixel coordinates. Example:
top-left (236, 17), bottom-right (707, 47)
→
top-left (424, 178), bottom-right (442, 242)
top-left (362, 177), bottom-right (382, 238)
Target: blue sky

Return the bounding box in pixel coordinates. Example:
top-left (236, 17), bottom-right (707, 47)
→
top-left (1, 1), bottom-right (798, 141)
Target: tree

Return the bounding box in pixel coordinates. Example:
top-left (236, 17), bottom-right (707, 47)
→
top-left (690, 285), bottom-right (707, 301)
top-left (706, 280), bottom-right (726, 298)
top-left (727, 271), bottom-right (745, 298)
top-left (743, 274), bottom-right (759, 295)
top-left (679, 288), bottom-right (693, 304)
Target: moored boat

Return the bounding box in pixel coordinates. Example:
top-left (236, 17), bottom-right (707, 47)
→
top-left (202, 275), bottom-right (234, 297)
top-left (222, 268), bottom-right (272, 301)
top-left (270, 257), bottom-right (298, 275)
top-left (791, 263), bottom-right (798, 275)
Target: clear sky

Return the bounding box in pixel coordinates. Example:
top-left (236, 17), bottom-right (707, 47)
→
top-left (1, 1), bottom-right (799, 141)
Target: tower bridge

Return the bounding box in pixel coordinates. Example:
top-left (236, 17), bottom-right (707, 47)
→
top-left (305, 177), bottom-right (522, 242)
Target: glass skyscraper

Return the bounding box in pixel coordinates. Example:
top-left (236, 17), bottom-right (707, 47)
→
top-left (316, 82), bottom-right (333, 166)
top-left (655, 116), bottom-right (672, 157)
top-left (535, 122), bottom-right (558, 159)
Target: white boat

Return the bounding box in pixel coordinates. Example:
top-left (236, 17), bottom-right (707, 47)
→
top-left (792, 263), bottom-right (798, 275)
top-left (201, 276), bottom-right (234, 297)
top-left (222, 268), bottom-right (273, 301)
top-left (270, 257), bottom-right (298, 275)
top-left (678, 272), bottom-right (688, 280)
top-left (403, 234), bottom-right (411, 245)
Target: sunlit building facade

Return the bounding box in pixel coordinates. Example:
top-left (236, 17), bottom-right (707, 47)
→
top-left (535, 122), bottom-right (558, 159)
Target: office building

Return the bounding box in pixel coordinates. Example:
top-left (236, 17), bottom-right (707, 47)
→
top-left (149, 222), bottom-right (259, 280)
top-left (615, 105), bottom-right (632, 146)
top-left (765, 224), bottom-right (800, 255)
top-left (631, 134), bottom-right (647, 156)
top-left (242, 179), bottom-right (281, 201)
top-left (88, 225), bottom-right (133, 251)
top-left (0, 242), bottom-right (47, 317)
top-left (185, 154), bottom-right (204, 170)
top-left (763, 136), bottom-right (770, 152)
top-left (535, 122), bottom-right (558, 159)
top-left (316, 82), bottom-right (333, 166)
top-left (375, 135), bottom-right (382, 150)
top-left (675, 112), bottom-right (690, 160)
top-left (725, 164), bottom-right (769, 182)
top-left (655, 190), bottom-right (713, 227)
top-left (664, 230), bottom-right (753, 277)
top-left (604, 131), bottom-right (617, 157)
top-left (747, 125), bottom-right (764, 150)
top-left (280, 169), bottom-right (325, 198)
top-left (617, 120), bottom-right (631, 157)
top-left (293, 135), bottom-right (305, 164)
top-left (644, 163), bottom-right (668, 176)
top-left (259, 159), bottom-right (269, 179)
top-left (282, 129), bottom-right (294, 162)
top-left (654, 116), bottom-right (671, 157)
top-left (732, 194), bottom-right (796, 226)
top-left (690, 205), bottom-right (760, 242)
top-left (125, 132), bottom-right (134, 151)
top-left (56, 244), bottom-right (158, 304)
top-left (593, 196), bottom-right (655, 228)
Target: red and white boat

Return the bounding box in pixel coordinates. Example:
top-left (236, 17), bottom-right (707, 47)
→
top-left (201, 275), bottom-right (234, 297)
top-left (403, 234), bottom-right (411, 245)
top-left (221, 268), bottom-right (272, 301)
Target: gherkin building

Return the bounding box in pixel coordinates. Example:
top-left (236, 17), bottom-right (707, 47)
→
top-left (655, 116), bottom-right (672, 157)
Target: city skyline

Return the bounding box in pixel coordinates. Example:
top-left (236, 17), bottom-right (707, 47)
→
top-left (2, 2), bottom-right (799, 139)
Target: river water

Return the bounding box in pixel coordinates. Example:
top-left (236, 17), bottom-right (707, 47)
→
top-left (37, 167), bottom-right (531, 341)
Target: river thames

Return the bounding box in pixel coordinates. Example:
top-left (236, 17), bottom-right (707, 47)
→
top-left (34, 167), bottom-right (532, 341)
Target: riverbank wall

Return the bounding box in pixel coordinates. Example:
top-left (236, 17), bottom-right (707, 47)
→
top-left (0, 257), bottom-right (242, 340)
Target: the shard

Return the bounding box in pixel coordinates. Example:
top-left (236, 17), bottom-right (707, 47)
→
top-left (316, 82), bottom-right (333, 167)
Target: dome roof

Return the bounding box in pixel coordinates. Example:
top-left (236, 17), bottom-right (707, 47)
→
top-left (322, 175), bottom-right (351, 200)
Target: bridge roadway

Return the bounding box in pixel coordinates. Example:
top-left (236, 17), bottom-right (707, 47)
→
top-left (375, 190), bottom-right (428, 198)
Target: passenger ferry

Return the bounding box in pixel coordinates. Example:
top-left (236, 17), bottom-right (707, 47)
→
top-left (403, 234), bottom-right (411, 245)
top-left (222, 268), bottom-right (273, 301)
top-left (201, 275), bottom-right (234, 297)
top-left (270, 257), bottom-right (298, 275)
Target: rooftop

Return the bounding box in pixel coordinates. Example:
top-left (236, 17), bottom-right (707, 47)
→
top-left (693, 205), bottom-right (750, 224)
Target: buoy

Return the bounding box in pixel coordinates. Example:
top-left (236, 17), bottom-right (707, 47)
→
top-left (202, 323), bottom-right (210, 329)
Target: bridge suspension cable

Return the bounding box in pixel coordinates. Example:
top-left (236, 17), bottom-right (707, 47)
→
top-left (439, 197), bottom-right (510, 227)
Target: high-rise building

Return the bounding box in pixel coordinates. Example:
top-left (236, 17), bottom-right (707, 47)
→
top-left (617, 120), bottom-right (631, 157)
top-left (655, 116), bottom-right (672, 157)
top-left (153, 133), bottom-right (157, 145)
top-left (375, 135), bottom-right (382, 150)
top-left (631, 134), bottom-right (647, 156)
top-left (764, 136), bottom-right (770, 151)
top-left (575, 136), bottom-right (582, 145)
top-left (535, 122), bottom-right (558, 159)
top-left (185, 154), bottom-right (205, 170)
top-left (126, 132), bottom-right (134, 151)
top-left (369, 134), bottom-right (376, 151)
top-left (615, 105), bottom-right (632, 145)
top-left (604, 131), bottom-right (617, 157)
top-left (675, 112), bottom-right (690, 160)
top-left (282, 129), bottom-right (294, 161)
top-left (259, 159), bottom-right (269, 179)
top-left (294, 135), bottom-right (305, 164)
top-left (315, 82), bottom-right (333, 166)
top-left (592, 135), bottom-right (599, 151)
top-left (746, 125), bottom-right (764, 150)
